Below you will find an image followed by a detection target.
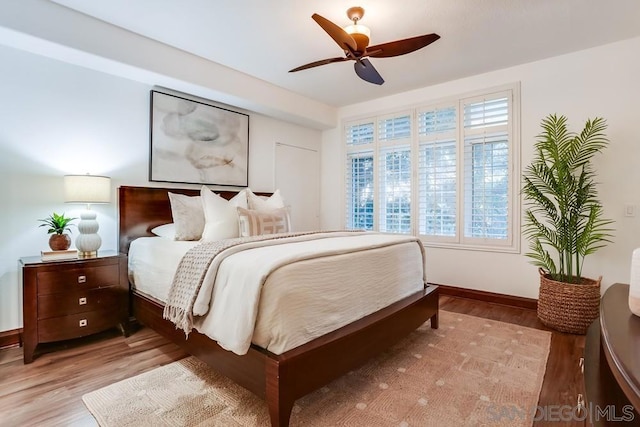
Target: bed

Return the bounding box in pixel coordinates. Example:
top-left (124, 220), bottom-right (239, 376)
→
top-left (119, 185), bottom-right (439, 427)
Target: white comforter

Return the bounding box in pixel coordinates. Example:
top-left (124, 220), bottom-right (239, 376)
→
top-left (129, 232), bottom-right (426, 355)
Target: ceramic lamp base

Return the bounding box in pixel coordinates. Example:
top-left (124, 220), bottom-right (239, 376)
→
top-left (75, 209), bottom-right (102, 256)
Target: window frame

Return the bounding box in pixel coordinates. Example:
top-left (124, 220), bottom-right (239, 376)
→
top-left (416, 102), bottom-right (460, 244)
top-left (377, 111), bottom-right (413, 234)
top-left (344, 118), bottom-right (376, 230)
top-left (459, 90), bottom-right (515, 249)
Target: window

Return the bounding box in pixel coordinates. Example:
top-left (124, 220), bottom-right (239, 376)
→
top-left (462, 95), bottom-right (511, 245)
top-left (378, 114), bottom-right (412, 234)
top-left (346, 152), bottom-right (374, 230)
top-left (344, 84), bottom-right (519, 252)
top-left (418, 106), bottom-right (457, 240)
top-left (345, 120), bottom-right (375, 230)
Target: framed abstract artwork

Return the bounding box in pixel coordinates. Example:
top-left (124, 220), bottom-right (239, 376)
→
top-left (149, 90), bottom-right (249, 187)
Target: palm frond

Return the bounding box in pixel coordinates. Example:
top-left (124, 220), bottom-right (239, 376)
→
top-left (525, 239), bottom-right (557, 275)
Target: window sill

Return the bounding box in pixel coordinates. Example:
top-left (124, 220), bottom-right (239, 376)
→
top-left (420, 239), bottom-right (521, 254)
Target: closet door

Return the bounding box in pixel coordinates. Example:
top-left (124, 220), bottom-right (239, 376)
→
top-left (275, 142), bottom-right (320, 231)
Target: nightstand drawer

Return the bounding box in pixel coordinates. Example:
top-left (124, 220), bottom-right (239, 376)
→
top-left (37, 264), bottom-right (119, 294)
top-left (37, 286), bottom-right (123, 320)
top-left (38, 309), bottom-right (121, 342)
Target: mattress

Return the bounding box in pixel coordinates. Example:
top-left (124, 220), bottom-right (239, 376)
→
top-left (128, 233), bottom-right (425, 354)
top-left (128, 237), bottom-right (199, 302)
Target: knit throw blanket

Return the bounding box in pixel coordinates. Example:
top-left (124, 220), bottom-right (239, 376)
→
top-left (163, 231), bottom-right (353, 335)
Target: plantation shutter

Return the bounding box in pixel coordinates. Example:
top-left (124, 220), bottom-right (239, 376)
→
top-left (345, 122), bottom-right (374, 146)
top-left (378, 113), bottom-right (412, 233)
top-left (345, 121), bottom-right (375, 230)
top-left (343, 84), bottom-right (519, 252)
top-left (462, 93), bottom-right (511, 243)
top-left (417, 106), bottom-right (458, 240)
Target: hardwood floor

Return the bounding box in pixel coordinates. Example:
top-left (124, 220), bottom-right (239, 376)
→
top-left (0, 327), bottom-right (188, 426)
top-left (0, 295), bottom-right (585, 426)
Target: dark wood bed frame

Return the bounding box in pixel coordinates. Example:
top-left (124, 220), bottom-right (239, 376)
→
top-left (118, 185), bottom-right (439, 427)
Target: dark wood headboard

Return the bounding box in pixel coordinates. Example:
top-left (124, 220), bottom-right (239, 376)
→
top-left (118, 186), bottom-right (271, 254)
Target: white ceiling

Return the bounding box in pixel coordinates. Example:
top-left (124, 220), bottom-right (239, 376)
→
top-left (51, 0), bottom-right (640, 107)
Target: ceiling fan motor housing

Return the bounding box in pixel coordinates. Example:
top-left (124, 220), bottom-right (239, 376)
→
top-left (346, 6), bottom-right (365, 21)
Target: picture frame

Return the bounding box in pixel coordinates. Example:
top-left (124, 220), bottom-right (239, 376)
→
top-left (149, 90), bottom-right (249, 187)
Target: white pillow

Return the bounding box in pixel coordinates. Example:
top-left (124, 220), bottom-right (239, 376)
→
top-left (200, 186), bottom-right (248, 241)
top-left (247, 188), bottom-right (285, 212)
top-left (168, 192), bottom-right (205, 241)
top-left (151, 223), bottom-right (176, 239)
top-left (238, 207), bottom-right (291, 237)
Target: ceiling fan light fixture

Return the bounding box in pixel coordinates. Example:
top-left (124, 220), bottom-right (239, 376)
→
top-left (343, 24), bottom-right (370, 52)
top-left (343, 23), bottom-right (370, 38)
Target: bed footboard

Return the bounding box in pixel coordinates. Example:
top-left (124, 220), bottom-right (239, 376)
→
top-left (132, 285), bottom-right (439, 426)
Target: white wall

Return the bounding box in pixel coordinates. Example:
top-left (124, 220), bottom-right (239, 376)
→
top-left (321, 36), bottom-right (640, 299)
top-left (0, 45), bottom-right (321, 332)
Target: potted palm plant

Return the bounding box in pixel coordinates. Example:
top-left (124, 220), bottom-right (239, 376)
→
top-left (39, 212), bottom-right (77, 251)
top-left (522, 114), bottom-right (614, 334)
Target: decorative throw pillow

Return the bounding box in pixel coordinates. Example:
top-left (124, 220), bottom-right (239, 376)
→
top-left (151, 223), bottom-right (176, 239)
top-left (247, 188), bottom-right (285, 212)
top-left (168, 192), bottom-right (205, 241)
top-left (237, 207), bottom-right (291, 237)
top-left (200, 186), bottom-right (248, 241)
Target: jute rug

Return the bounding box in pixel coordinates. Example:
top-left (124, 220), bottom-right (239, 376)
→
top-left (83, 311), bottom-right (551, 426)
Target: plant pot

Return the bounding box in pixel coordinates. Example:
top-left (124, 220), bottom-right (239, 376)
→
top-left (49, 234), bottom-right (71, 251)
top-left (537, 268), bottom-right (601, 334)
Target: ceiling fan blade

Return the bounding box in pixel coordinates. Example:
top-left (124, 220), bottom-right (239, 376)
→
top-left (312, 13), bottom-right (357, 52)
top-left (354, 58), bottom-right (384, 85)
top-left (366, 33), bottom-right (440, 58)
top-left (289, 57), bottom-right (350, 73)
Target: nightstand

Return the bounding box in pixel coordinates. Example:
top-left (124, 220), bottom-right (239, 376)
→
top-left (584, 284), bottom-right (640, 425)
top-left (20, 250), bottom-right (129, 364)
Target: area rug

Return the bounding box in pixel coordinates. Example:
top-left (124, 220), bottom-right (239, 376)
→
top-left (82, 311), bottom-right (551, 426)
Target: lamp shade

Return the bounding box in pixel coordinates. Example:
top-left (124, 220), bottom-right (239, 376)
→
top-left (64, 175), bottom-right (111, 204)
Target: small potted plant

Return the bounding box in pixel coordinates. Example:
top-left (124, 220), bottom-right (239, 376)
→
top-left (522, 114), bottom-right (614, 334)
top-left (39, 212), bottom-right (77, 251)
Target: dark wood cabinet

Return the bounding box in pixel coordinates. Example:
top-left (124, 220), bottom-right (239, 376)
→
top-left (584, 283), bottom-right (640, 426)
top-left (20, 251), bottom-right (129, 363)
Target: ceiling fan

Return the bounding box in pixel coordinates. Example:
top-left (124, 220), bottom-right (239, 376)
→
top-left (289, 6), bottom-right (440, 85)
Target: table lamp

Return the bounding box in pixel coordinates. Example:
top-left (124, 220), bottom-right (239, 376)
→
top-left (64, 174), bottom-right (111, 258)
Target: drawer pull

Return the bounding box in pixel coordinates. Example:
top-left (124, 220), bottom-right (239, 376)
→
top-left (79, 319), bottom-right (88, 327)
top-left (579, 357), bottom-right (584, 373)
top-left (78, 275), bottom-right (87, 284)
top-left (576, 393), bottom-right (585, 417)
top-left (79, 297), bottom-right (87, 305)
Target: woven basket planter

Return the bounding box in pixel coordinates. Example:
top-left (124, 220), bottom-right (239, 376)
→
top-left (537, 268), bottom-right (601, 334)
